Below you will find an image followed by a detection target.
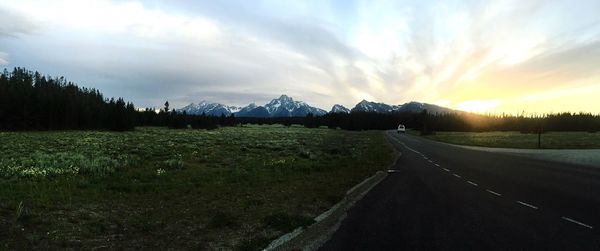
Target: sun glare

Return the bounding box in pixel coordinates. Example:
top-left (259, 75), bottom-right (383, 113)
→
top-left (456, 100), bottom-right (499, 114)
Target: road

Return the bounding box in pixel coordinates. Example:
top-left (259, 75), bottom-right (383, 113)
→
top-left (320, 131), bottom-right (600, 250)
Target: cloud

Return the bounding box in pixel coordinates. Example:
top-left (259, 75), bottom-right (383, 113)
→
top-left (0, 0), bottom-right (371, 108)
top-left (356, 0), bottom-right (600, 112)
top-left (0, 52), bottom-right (8, 65)
top-left (1, 0), bottom-right (599, 113)
top-left (488, 40), bottom-right (600, 89)
top-left (0, 6), bottom-right (37, 37)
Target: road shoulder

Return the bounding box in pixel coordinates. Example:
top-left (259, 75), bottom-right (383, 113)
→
top-left (264, 137), bottom-right (402, 251)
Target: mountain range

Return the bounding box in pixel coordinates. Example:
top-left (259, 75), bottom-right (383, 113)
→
top-left (177, 95), bottom-right (457, 117)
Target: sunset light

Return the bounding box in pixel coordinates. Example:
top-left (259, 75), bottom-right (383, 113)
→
top-left (1, 0), bottom-right (599, 112)
top-left (2, 1), bottom-right (600, 250)
top-left (456, 100), bottom-right (500, 114)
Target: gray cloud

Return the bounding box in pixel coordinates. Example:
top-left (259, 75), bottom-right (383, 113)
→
top-left (0, 7), bottom-right (37, 37)
top-left (1, 0), bottom-right (599, 112)
top-left (0, 52), bottom-right (8, 65)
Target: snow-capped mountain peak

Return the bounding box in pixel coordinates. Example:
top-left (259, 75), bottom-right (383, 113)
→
top-left (178, 95), bottom-right (326, 118)
top-left (177, 96), bottom-right (458, 118)
top-left (177, 101), bottom-right (240, 116)
top-left (330, 104), bottom-right (350, 113)
top-left (264, 95), bottom-right (326, 117)
top-left (351, 100), bottom-right (394, 113)
top-left (350, 100), bottom-right (458, 114)
top-left (265, 95), bottom-right (297, 113)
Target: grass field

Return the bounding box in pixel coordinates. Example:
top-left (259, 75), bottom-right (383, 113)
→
top-left (0, 125), bottom-right (394, 250)
top-left (409, 130), bottom-right (600, 149)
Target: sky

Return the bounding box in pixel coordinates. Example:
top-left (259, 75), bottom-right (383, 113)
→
top-left (1, 0), bottom-right (599, 114)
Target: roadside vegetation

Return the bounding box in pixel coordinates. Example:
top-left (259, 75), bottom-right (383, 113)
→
top-left (408, 130), bottom-right (600, 149)
top-left (0, 125), bottom-right (393, 250)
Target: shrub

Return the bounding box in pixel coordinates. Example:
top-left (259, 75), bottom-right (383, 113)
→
top-left (161, 154), bottom-right (184, 170)
top-left (0, 152), bottom-right (126, 179)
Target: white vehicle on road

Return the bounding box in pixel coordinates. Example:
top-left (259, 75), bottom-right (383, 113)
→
top-left (397, 124), bottom-right (406, 133)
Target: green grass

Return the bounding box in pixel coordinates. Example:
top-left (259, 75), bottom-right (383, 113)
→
top-left (0, 125), bottom-right (394, 250)
top-left (408, 130), bottom-right (600, 149)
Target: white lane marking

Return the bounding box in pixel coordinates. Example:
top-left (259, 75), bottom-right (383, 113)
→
top-left (517, 201), bottom-right (539, 210)
top-left (561, 217), bottom-right (594, 229)
top-left (393, 137), bottom-right (429, 161)
top-left (393, 138), bottom-right (428, 162)
top-left (389, 135), bottom-right (435, 166)
top-left (486, 190), bottom-right (502, 196)
top-left (453, 174), bottom-right (462, 178)
top-left (393, 138), bottom-right (423, 156)
top-left (434, 163), bottom-right (440, 167)
top-left (442, 168), bottom-right (450, 172)
top-left (467, 181), bottom-right (478, 186)
top-left (387, 169), bottom-right (398, 173)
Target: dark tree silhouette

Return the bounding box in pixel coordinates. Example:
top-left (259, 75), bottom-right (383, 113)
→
top-left (0, 67), bottom-right (134, 131)
top-left (2, 67), bottom-right (600, 133)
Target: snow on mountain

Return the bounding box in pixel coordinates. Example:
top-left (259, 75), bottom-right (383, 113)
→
top-left (350, 100), bottom-right (395, 113)
top-left (262, 95), bottom-right (326, 117)
top-left (330, 104), bottom-right (350, 113)
top-left (177, 101), bottom-right (240, 116)
top-left (236, 102), bottom-right (257, 114)
top-left (350, 100), bottom-right (457, 114)
top-left (235, 103), bottom-right (270, 117)
top-left (178, 95), bottom-right (326, 118)
top-left (178, 96), bottom-right (458, 118)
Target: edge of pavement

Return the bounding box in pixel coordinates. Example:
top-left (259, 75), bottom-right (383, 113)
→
top-left (263, 132), bottom-right (402, 251)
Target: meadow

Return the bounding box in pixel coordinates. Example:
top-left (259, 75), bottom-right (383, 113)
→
top-left (409, 130), bottom-right (600, 149)
top-left (0, 125), bottom-right (393, 250)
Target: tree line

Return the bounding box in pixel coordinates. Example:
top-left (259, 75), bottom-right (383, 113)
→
top-left (0, 68), bottom-right (136, 131)
top-left (162, 109), bottom-right (600, 133)
top-left (2, 67), bottom-right (600, 132)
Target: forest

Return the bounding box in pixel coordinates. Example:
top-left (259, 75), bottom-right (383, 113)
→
top-left (0, 68), bottom-right (136, 131)
top-left (2, 67), bottom-right (600, 132)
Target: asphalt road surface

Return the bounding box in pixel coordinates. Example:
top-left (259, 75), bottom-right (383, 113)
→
top-left (320, 131), bottom-right (600, 250)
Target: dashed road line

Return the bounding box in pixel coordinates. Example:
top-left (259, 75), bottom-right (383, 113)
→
top-left (467, 181), bottom-right (478, 186)
top-left (486, 190), bottom-right (502, 197)
top-left (561, 217), bottom-right (593, 229)
top-left (516, 201), bottom-right (539, 210)
top-left (389, 133), bottom-right (595, 232)
top-left (392, 137), bottom-right (429, 162)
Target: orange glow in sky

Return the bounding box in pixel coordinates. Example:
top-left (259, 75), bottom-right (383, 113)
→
top-left (1, 0), bottom-right (599, 113)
